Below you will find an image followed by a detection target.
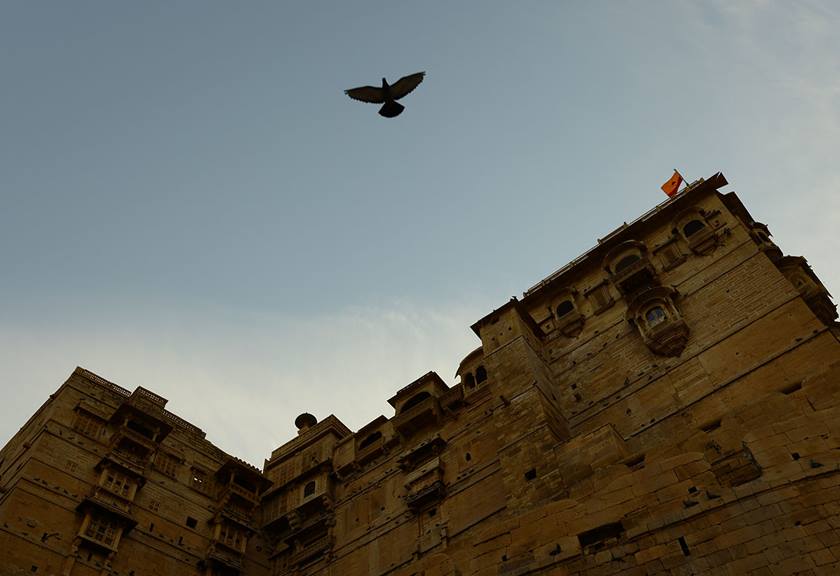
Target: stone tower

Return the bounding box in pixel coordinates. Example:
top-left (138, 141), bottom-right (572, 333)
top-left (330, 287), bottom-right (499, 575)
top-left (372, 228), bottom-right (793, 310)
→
top-left (2, 172), bottom-right (839, 575)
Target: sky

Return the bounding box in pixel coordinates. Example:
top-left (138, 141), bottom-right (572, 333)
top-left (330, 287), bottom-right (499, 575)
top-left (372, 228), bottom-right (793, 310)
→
top-left (1, 1), bottom-right (838, 466)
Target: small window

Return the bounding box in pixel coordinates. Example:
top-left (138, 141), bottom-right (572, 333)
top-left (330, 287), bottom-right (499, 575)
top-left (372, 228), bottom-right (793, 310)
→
top-left (657, 242), bottom-right (684, 269)
top-left (586, 283), bottom-right (613, 312)
top-left (186, 516), bottom-right (197, 529)
top-left (464, 373), bottom-right (475, 389)
top-left (358, 431), bottom-right (382, 450)
top-left (219, 523), bottom-right (244, 549)
top-left (578, 521), bottom-right (625, 550)
top-left (303, 481), bottom-right (316, 498)
top-left (154, 453), bottom-right (180, 478)
top-left (83, 513), bottom-right (118, 547)
top-left (555, 300), bottom-right (574, 318)
top-left (682, 220), bottom-right (705, 237)
top-left (645, 306), bottom-right (667, 327)
top-left (475, 366), bottom-right (488, 384)
top-left (614, 254), bottom-right (640, 273)
top-left (101, 469), bottom-right (133, 498)
top-left (401, 391), bottom-right (431, 413)
top-left (73, 411), bottom-right (103, 439)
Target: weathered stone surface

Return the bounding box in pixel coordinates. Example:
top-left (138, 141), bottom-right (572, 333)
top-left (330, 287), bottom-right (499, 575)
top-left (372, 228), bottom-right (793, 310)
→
top-left (2, 173), bottom-right (839, 575)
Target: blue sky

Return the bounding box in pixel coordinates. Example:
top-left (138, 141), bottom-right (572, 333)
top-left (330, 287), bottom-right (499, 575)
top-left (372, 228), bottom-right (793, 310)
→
top-left (2, 1), bottom-right (838, 464)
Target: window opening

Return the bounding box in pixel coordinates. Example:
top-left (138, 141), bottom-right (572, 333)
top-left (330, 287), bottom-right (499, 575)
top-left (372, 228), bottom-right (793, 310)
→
top-left (154, 453), bottom-right (179, 478)
top-left (219, 523), bottom-right (243, 549)
top-left (73, 411), bottom-right (103, 438)
top-left (781, 382), bottom-right (803, 395)
top-left (303, 481), bottom-right (316, 498)
top-left (401, 391), bottom-right (431, 413)
top-left (614, 254), bottom-right (640, 273)
top-left (699, 419), bottom-right (721, 433)
top-left (359, 431), bottom-right (382, 450)
top-left (464, 373), bottom-right (475, 389)
top-left (586, 284), bottom-right (613, 312)
top-left (556, 300), bottom-right (574, 318)
top-left (577, 521), bottom-right (625, 551)
top-left (683, 220), bottom-right (705, 237)
top-left (84, 514), bottom-right (118, 547)
top-left (101, 470), bottom-right (132, 498)
top-left (645, 306), bottom-right (667, 327)
top-left (475, 366), bottom-right (488, 384)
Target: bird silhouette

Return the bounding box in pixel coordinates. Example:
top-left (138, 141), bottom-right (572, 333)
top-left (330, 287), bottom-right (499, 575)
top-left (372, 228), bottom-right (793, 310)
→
top-left (345, 72), bottom-right (425, 118)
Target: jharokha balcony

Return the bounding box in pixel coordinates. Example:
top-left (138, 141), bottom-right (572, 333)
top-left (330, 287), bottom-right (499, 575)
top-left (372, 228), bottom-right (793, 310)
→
top-left (288, 534), bottom-right (332, 568)
top-left (205, 543), bottom-right (245, 571)
top-left (392, 395), bottom-right (441, 437)
top-left (212, 457), bottom-right (272, 538)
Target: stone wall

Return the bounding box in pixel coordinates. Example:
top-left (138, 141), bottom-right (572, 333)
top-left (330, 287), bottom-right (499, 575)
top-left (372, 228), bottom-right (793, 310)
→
top-left (2, 173), bottom-right (839, 575)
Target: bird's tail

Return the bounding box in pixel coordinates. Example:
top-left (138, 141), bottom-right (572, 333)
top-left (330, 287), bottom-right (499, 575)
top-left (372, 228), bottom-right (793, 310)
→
top-left (378, 101), bottom-right (404, 118)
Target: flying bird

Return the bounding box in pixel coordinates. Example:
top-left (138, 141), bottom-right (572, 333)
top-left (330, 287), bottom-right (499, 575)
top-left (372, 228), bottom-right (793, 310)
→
top-left (344, 72), bottom-right (426, 118)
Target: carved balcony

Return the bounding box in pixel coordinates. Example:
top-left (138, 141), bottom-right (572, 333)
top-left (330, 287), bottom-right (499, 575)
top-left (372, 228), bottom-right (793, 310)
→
top-left (777, 256), bottom-right (838, 326)
top-left (218, 481), bottom-right (259, 506)
top-left (643, 317), bottom-right (690, 357)
top-left (610, 256), bottom-right (658, 297)
top-left (205, 543), bottom-right (244, 571)
top-left (555, 308), bottom-right (585, 337)
top-left (406, 481), bottom-right (446, 512)
top-left (217, 503), bottom-right (254, 530)
top-left (288, 534), bottom-right (332, 567)
top-left (404, 457), bottom-right (445, 513)
top-left (750, 224), bottom-right (782, 262)
top-left (398, 435), bottom-right (447, 472)
top-left (355, 433), bottom-right (386, 465)
top-left (88, 487), bottom-right (133, 515)
top-left (684, 225), bottom-right (717, 255)
top-left (100, 450), bottom-right (147, 477)
top-left (82, 496), bottom-right (134, 523)
top-left (392, 395), bottom-right (441, 437)
top-left (287, 495), bottom-right (334, 533)
top-left (626, 287), bottom-right (689, 357)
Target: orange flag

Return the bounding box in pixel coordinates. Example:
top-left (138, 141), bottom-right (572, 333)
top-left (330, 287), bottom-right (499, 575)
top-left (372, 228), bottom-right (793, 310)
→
top-left (661, 170), bottom-right (683, 197)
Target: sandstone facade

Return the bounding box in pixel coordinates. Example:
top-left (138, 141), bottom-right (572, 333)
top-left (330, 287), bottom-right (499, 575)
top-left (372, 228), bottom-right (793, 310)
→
top-left (2, 172), bottom-right (840, 575)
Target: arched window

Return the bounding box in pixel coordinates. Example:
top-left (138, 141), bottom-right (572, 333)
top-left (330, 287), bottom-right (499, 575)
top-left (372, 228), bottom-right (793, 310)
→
top-left (615, 254), bottom-right (640, 273)
top-left (464, 372), bottom-right (475, 389)
top-left (359, 431), bottom-right (382, 450)
top-left (475, 365), bottom-right (488, 384)
top-left (303, 481), bottom-right (316, 498)
top-left (645, 306), bottom-right (667, 327)
top-left (401, 391), bottom-right (431, 413)
top-left (682, 220), bottom-right (706, 237)
top-left (556, 300), bottom-right (574, 318)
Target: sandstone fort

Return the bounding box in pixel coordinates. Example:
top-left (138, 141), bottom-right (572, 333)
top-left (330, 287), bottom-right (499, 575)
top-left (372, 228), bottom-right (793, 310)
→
top-left (2, 172), bottom-right (839, 575)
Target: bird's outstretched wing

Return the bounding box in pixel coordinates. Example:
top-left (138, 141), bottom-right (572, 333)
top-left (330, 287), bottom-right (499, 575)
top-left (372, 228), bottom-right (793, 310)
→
top-left (389, 72), bottom-right (425, 101)
top-left (344, 86), bottom-right (386, 104)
